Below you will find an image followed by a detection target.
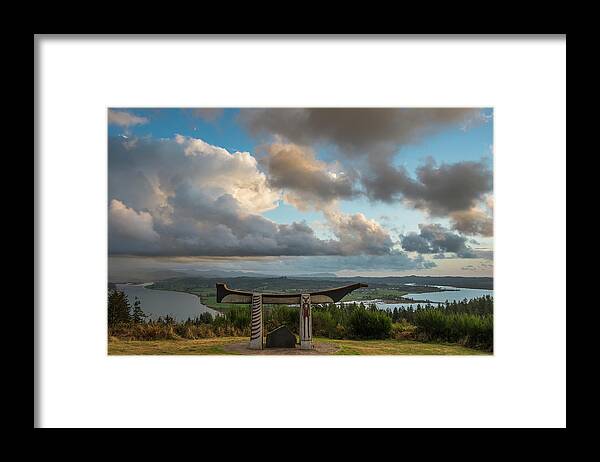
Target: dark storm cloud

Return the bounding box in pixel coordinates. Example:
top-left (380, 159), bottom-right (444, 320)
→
top-left (239, 108), bottom-right (479, 155)
top-left (240, 108), bottom-right (493, 237)
top-left (363, 158), bottom-right (493, 215)
top-left (401, 224), bottom-right (477, 258)
top-left (259, 141), bottom-right (492, 228)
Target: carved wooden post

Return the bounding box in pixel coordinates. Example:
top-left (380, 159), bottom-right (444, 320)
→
top-left (299, 293), bottom-right (312, 349)
top-left (249, 293), bottom-right (263, 349)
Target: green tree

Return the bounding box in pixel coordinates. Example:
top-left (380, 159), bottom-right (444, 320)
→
top-left (108, 290), bottom-right (131, 326)
top-left (131, 296), bottom-right (147, 324)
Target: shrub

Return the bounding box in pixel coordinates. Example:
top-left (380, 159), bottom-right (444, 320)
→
top-left (264, 305), bottom-right (298, 334)
top-left (312, 310), bottom-right (337, 338)
top-left (348, 308), bottom-right (392, 339)
top-left (390, 321), bottom-right (416, 340)
top-left (414, 309), bottom-right (493, 351)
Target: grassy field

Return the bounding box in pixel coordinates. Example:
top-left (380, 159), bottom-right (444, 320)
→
top-left (108, 336), bottom-right (489, 355)
top-left (320, 338), bottom-right (489, 355)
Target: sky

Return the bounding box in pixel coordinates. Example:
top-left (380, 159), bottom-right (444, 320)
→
top-left (108, 108), bottom-right (493, 278)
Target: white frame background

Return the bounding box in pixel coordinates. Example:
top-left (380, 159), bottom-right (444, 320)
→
top-left (35, 35), bottom-right (566, 428)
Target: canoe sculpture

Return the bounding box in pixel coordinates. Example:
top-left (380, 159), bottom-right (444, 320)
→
top-left (215, 282), bottom-right (368, 304)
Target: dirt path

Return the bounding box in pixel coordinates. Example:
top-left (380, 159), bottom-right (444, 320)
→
top-left (222, 341), bottom-right (339, 355)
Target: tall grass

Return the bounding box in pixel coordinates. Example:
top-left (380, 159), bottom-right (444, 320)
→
top-left (108, 310), bottom-right (250, 341)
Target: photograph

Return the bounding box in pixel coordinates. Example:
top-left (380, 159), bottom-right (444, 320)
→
top-left (107, 108), bottom-right (494, 356)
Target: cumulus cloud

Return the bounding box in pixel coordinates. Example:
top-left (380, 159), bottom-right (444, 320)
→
top-left (401, 223), bottom-right (477, 258)
top-left (257, 141), bottom-right (397, 255)
top-left (108, 135), bottom-right (398, 257)
top-left (448, 194), bottom-right (493, 236)
top-left (449, 208), bottom-right (493, 237)
top-left (160, 182), bottom-right (340, 257)
top-left (109, 134), bottom-right (279, 215)
top-left (175, 134), bottom-right (281, 213)
top-left (109, 135), bottom-right (299, 256)
top-left (325, 210), bottom-right (395, 256)
top-left (260, 142), bottom-right (358, 210)
top-left (108, 109), bottom-right (149, 127)
top-left (109, 199), bottom-right (160, 254)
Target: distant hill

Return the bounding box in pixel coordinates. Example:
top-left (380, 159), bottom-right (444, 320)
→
top-left (179, 270), bottom-right (339, 279)
top-left (108, 269), bottom-right (190, 284)
top-left (149, 274), bottom-right (493, 292)
top-left (109, 267), bottom-right (340, 283)
top-left (109, 267), bottom-right (492, 290)
top-left (289, 273), bottom-right (339, 279)
top-left (183, 269), bottom-right (277, 278)
top-left (335, 275), bottom-right (493, 290)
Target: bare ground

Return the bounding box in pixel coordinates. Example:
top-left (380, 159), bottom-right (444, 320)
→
top-left (222, 341), bottom-right (339, 355)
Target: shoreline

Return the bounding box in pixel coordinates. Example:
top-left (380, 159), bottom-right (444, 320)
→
top-left (118, 283), bottom-right (223, 317)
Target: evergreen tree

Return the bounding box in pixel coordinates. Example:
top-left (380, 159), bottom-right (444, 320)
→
top-left (131, 296), bottom-right (147, 324)
top-left (108, 290), bottom-right (131, 326)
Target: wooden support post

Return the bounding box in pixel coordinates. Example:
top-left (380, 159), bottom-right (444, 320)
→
top-left (299, 293), bottom-right (312, 349)
top-left (249, 293), bottom-right (263, 350)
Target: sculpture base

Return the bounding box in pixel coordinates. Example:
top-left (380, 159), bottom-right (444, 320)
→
top-left (248, 338), bottom-right (263, 350)
top-left (266, 325), bottom-right (296, 348)
top-left (300, 340), bottom-right (313, 350)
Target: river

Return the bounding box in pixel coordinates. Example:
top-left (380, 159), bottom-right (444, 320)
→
top-left (115, 283), bottom-right (221, 321)
top-left (374, 285), bottom-right (493, 310)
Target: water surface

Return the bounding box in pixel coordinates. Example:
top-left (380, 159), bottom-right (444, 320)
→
top-left (116, 283), bottom-right (221, 320)
top-left (376, 285), bottom-right (493, 310)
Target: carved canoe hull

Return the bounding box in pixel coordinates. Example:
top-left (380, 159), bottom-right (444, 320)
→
top-left (215, 282), bottom-right (368, 304)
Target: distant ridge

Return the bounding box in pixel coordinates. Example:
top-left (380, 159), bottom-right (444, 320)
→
top-left (184, 270), bottom-right (338, 279)
top-left (289, 273), bottom-right (338, 278)
top-left (334, 275), bottom-right (493, 290)
top-left (109, 267), bottom-right (493, 290)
